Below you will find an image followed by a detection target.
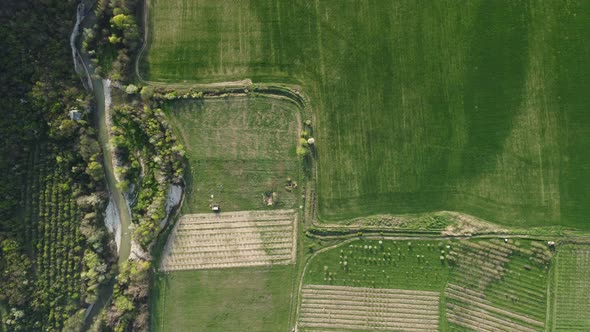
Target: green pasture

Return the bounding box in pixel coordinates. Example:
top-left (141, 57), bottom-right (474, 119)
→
top-left (144, 0), bottom-right (590, 229)
top-left (151, 265), bottom-right (294, 332)
top-left (162, 96), bottom-right (299, 213)
top-left (304, 239), bottom-right (451, 292)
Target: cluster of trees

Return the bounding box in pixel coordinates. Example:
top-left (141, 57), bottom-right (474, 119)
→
top-left (81, 0), bottom-right (185, 328)
top-left (105, 260), bottom-right (150, 331)
top-left (81, 0), bottom-right (186, 329)
top-left (111, 101), bottom-right (184, 250)
top-left (0, 0), bottom-right (115, 330)
top-left (0, 100), bottom-right (115, 332)
top-left (297, 120), bottom-right (315, 177)
top-left (149, 86), bottom-right (206, 101)
top-left (83, 0), bottom-right (141, 81)
top-left (29, 162), bottom-right (113, 331)
top-left (0, 239), bottom-right (33, 327)
top-left (87, 85), bottom-right (184, 329)
top-left (33, 168), bottom-right (83, 330)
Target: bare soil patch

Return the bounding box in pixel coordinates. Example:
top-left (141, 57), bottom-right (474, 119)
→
top-left (298, 285), bottom-right (439, 331)
top-left (160, 209), bottom-right (296, 271)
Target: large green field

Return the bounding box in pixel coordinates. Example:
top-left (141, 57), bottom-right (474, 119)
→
top-left (151, 266), bottom-right (295, 331)
top-left (144, 0), bottom-right (590, 228)
top-left (163, 96), bottom-right (300, 213)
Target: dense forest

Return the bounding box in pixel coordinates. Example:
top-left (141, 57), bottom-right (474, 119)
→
top-left (0, 0), bottom-right (185, 330)
top-left (0, 0), bottom-right (114, 330)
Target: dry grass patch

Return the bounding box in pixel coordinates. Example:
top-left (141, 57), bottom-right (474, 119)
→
top-left (160, 209), bottom-right (296, 271)
top-left (298, 285), bottom-right (440, 332)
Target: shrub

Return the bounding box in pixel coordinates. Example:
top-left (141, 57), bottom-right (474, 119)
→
top-left (125, 84), bottom-right (139, 95)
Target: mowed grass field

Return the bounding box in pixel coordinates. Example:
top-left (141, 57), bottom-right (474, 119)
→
top-left (151, 265), bottom-right (294, 332)
top-left (553, 244), bottom-right (590, 331)
top-left (144, 0), bottom-right (590, 228)
top-left (163, 96), bottom-right (299, 213)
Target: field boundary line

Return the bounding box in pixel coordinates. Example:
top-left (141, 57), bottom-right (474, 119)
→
top-left (547, 255), bottom-right (555, 332)
top-left (292, 213), bottom-right (298, 264)
top-left (551, 252), bottom-right (558, 332)
top-left (134, 0), bottom-right (148, 83)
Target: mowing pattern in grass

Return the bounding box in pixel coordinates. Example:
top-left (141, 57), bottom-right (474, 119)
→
top-left (299, 285), bottom-right (439, 331)
top-left (145, 0), bottom-right (590, 228)
top-left (554, 245), bottom-right (590, 331)
top-left (446, 239), bottom-right (550, 331)
top-left (160, 209), bottom-right (296, 271)
top-left (163, 96), bottom-right (299, 213)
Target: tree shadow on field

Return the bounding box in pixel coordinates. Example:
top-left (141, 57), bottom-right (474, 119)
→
top-left (181, 159), bottom-right (194, 214)
top-left (167, 98), bottom-right (205, 114)
top-left (458, 1), bottom-right (530, 181)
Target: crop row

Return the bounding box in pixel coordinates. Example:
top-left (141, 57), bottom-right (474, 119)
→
top-left (554, 247), bottom-right (590, 331)
top-left (446, 284), bottom-right (543, 330)
top-left (181, 216), bottom-right (294, 225)
top-left (448, 309), bottom-right (538, 332)
top-left (167, 247), bottom-right (293, 259)
top-left (19, 150), bottom-right (42, 250)
top-left (176, 219), bottom-right (292, 231)
top-left (170, 241), bottom-right (292, 252)
top-left (175, 224), bottom-right (293, 236)
top-left (180, 209), bottom-right (295, 222)
top-left (31, 164), bottom-right (84, 330)
top-left (448, 240), bottom-right (549, 324)
top-left (169, 233), bottom-right (293, 249)
top-left (303, 284), bottom-right (440, 298)
top-left (299, 285), bottom-right (439, 331)
top-left (161, 255), bottom-right (293, 271)
top-left (160, 211), bottom-right (296, 271)
top-left (298, 320), bottom-right (434, 332)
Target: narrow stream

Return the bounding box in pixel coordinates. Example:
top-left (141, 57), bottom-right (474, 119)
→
top-left (71, 0), bottom-right (133, 325)
top-left (95, 78), bottom-right (132, 264)
top-left (70, 0), bottom-right (132, 266)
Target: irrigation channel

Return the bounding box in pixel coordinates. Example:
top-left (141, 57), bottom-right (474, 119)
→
top-left (71, 0), bottom-right (133, 325)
